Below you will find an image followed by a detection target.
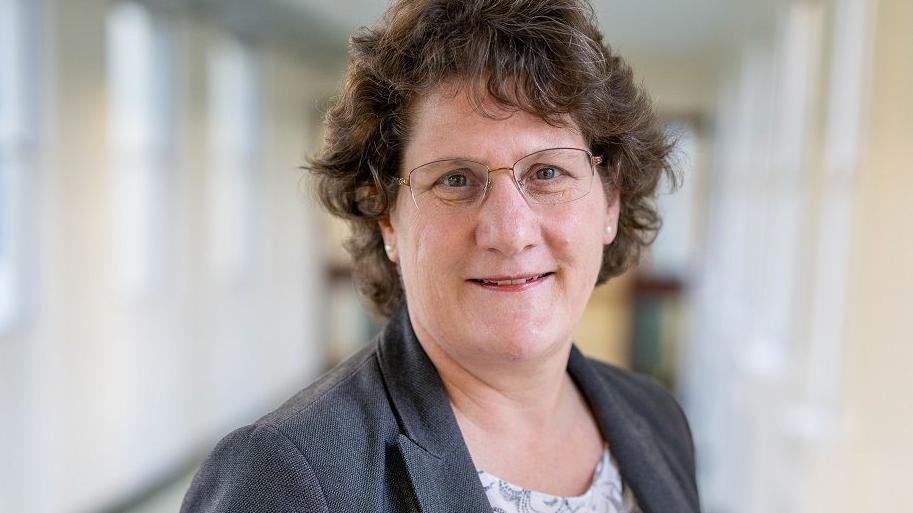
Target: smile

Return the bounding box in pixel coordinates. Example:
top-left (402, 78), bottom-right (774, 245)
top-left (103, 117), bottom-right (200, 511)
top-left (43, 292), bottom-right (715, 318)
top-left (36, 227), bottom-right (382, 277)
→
top-left (470, 272), bottom-right (553, 290)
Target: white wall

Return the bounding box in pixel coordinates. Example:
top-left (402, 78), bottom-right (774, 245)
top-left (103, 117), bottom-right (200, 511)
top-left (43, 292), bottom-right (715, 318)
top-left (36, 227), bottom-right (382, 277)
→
top-left (0, 1), bottom-right (334, 511)
top-left (684, 0), bottom-right (913, 511)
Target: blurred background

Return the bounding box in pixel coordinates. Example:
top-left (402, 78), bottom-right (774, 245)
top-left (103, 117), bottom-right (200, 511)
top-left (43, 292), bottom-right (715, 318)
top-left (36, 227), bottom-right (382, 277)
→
top-left (1, 0), bottom-right (911, 511)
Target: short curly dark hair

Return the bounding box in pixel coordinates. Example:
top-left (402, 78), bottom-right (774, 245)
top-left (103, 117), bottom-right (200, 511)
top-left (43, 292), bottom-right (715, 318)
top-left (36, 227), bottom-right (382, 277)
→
top-left (308, 0), bottom-right (676, 318)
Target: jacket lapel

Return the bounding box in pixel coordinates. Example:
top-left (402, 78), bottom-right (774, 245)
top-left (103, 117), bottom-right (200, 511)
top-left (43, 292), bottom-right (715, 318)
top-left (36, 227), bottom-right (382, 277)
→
top-left (395, 434), bottom-right (493, 513)
top-left (377, 308), bottom-right (492, 513)
top-left (567, 346), bottom-right (699, 513)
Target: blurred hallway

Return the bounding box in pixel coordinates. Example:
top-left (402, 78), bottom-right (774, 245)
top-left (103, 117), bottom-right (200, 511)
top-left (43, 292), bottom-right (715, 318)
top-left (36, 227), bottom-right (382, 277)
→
top-left (1, 0), bottom-right (911, 512)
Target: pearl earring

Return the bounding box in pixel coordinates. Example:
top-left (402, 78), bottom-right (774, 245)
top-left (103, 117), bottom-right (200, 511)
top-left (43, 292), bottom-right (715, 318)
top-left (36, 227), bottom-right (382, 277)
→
top-left (605, 225), bottom-right (613, 234)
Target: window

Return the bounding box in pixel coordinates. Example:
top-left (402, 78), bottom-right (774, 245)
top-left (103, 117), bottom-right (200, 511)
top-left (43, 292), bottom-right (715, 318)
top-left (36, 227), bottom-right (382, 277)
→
top-left (206, 35), bottom-right (261, 282)
top-left (107, 1), bottom-right (177, 297)
top-left (0, 0), bottom-right (37, 332)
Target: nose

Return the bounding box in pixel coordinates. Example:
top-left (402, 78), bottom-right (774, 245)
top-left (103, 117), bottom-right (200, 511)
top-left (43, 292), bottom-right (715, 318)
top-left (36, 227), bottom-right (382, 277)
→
top-left (474, 169), bottom-right (541, 256)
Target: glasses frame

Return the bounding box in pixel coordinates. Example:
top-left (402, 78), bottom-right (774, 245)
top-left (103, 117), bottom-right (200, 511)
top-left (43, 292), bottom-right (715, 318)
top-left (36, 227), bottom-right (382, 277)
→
top-left (397, 147), bottom-right (603, 209)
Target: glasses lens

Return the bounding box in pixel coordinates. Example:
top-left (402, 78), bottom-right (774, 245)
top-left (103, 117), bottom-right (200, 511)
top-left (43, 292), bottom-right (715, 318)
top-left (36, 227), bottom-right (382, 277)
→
top-left (515, 148), bottom-right (595, 204)
top-left (409, 160), bottom-right (488, 210)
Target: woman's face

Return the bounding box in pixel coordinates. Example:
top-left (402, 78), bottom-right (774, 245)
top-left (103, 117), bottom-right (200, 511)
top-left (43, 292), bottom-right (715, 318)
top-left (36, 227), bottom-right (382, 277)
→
top-left (380, 88), bottom-right (618, 368)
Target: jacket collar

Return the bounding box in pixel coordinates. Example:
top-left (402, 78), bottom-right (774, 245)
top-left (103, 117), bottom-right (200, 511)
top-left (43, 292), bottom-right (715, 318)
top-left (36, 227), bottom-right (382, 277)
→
top-left (377, 307), bottom-right (492, 513)
top-left (377, 306), bottom-right (696, 513)
top-left (568, 347), bottom-right (699, 513)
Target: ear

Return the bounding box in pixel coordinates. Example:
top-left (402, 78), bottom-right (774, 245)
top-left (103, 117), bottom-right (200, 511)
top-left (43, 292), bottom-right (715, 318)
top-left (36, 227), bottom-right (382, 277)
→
top-left (603, 186), bottom-right (620, 245)
top-left (378, 215), bottom-right (399, 263)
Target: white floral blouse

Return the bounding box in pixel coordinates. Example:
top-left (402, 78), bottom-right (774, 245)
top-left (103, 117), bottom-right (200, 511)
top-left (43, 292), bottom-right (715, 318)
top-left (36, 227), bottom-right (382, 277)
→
top-left (476, 447), bottom-right (642, 513)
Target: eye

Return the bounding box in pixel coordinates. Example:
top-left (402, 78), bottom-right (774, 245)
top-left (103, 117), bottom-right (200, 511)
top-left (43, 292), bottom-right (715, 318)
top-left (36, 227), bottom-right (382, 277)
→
top-left (535, 166), bottom-right (560, 180)
top-left (443, 173), bottom-right (469, 187)
top-left (526, 164), bottom-right (567, 183)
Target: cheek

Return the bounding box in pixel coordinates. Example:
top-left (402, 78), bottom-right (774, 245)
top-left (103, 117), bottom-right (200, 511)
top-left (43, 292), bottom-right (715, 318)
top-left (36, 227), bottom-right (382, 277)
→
top-left (549, 208), bottom-right (606, 267)
top-left (408, 227), bottom-right (439, 280)
top-left (398, 216), bottom-right (464, 300)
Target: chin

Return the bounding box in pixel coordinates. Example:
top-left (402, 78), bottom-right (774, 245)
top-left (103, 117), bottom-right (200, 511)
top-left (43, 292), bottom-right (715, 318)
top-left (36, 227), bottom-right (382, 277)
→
top-left (482, 323), bottom-right (569, 363)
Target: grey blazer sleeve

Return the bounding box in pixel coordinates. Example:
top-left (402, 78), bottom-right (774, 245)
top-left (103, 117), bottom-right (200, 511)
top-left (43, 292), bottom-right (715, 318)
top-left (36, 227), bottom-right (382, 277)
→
top-left (180, 424), bottom-right (328, 513)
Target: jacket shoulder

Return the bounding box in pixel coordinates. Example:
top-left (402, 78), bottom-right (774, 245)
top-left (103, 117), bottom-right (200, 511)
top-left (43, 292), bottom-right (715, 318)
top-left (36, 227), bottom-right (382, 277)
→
top-left (586, 359), bottom-right (686, 418)
top-left (584, 358), bottom-right (696, 469)
top-left (181, 423), bottom-right (328, 512)
top-left (257, 341), bottom-right (381, 428)
top-left (253, 340), bottom-right (400, 456)
top-left (183, 341), bottom-right (404, 511)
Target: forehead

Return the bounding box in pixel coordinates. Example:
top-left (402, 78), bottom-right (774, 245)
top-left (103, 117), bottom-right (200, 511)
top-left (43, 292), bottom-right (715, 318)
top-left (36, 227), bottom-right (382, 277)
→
top-left (404, 86), bottom-right (586, 167)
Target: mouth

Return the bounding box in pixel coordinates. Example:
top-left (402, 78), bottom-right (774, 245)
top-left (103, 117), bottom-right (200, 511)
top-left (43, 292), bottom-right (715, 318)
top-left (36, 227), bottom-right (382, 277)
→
top-left (469, 272), bottom-right (554, 291)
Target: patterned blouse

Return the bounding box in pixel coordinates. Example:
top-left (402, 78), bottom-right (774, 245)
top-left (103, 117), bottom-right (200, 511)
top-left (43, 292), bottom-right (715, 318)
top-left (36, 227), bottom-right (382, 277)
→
top-left (476, 446), bottom-right (642, 513)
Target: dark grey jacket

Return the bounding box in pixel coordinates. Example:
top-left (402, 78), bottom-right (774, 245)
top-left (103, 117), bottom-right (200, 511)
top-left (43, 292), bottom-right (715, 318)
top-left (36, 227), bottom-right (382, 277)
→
top-left (181, 308), bottom-right (700, 513)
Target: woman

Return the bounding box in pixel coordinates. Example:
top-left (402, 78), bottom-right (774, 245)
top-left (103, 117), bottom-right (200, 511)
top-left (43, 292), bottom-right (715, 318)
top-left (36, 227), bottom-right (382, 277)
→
top-left (182, 0), bottom-right (700, 512)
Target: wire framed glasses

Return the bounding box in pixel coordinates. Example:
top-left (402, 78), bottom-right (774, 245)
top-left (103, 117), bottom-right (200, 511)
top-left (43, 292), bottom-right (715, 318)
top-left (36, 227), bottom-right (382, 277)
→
top-left (397, 147), bottom-right (602, 211)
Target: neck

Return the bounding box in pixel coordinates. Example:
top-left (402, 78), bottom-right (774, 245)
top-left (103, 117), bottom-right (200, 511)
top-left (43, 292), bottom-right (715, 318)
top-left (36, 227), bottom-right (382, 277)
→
top-left (415, 326), bottom-right (576, 435)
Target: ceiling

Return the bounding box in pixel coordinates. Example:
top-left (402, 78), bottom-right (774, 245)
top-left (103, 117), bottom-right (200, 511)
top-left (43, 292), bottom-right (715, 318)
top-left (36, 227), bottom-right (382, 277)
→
top-left (125, 1), bottom-right (775, 109)
top-left (195, 0), bottom-right (780, 114)
top-left (274, 0), bottom-right (778, 60)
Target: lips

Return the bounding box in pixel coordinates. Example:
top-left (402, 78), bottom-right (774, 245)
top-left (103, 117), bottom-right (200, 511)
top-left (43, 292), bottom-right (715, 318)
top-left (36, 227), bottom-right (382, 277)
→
top-left (469, 272), bottom-right (554, 288)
